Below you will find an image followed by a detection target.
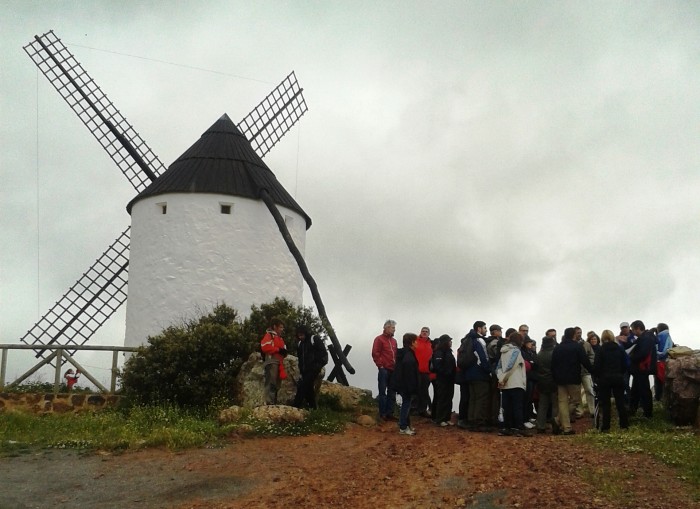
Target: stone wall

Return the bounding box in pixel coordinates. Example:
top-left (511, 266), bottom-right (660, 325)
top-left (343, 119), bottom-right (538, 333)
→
top-left (0, 392), bottom-right (121, 414)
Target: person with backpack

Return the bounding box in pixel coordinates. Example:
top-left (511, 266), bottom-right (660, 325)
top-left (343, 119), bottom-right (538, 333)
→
top-left (391, 333), bottom-right (420, 435)
top-left (293, 325), bottom-right (329, 409)
top-left (430, 334), bottom-right (456, 426)
top-left (460, 321), bottom-right (492, 431)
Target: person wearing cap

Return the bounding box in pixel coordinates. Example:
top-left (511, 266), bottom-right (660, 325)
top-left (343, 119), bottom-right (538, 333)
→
top-left (430, 334), bottom-right (456, 426)
top-left (372, 319), bottom-right (398, 421)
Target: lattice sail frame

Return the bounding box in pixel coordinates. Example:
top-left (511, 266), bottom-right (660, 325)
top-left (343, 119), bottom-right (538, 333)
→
top-left (20, 30), bottom-right (308, 354)
top-left (20, 228), bottom-right (130, 354)
top-left (238, 72), bottom-right (307, 158)
top-left (24, 31), bottom-right (166, 193)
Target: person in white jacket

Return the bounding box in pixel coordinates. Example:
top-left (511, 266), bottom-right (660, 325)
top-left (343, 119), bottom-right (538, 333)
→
top-left (496, 332), bottom-right (528, 436)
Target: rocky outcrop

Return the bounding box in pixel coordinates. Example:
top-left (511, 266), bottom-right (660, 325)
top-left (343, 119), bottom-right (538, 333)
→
top-left (234, 353), bottom-right (371, 413)
top-left (234, 352), bottom-right (300, 407)
top-left (664, 346), bottom-right (700, 427)
top-left (218, 404), bottom-right (308, 425)
top-left (318, 381), bottom-right (372, 411)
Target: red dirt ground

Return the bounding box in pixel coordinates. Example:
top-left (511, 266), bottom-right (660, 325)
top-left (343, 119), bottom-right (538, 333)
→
top-left (1, 415), bottom-right (697, 508)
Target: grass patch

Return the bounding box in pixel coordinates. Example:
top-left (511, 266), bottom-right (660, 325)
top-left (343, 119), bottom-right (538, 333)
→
top-left (234, 407), bottom-right (348, 437)
top-left (580, 403), bottom-right (700, 499)
top-left (0, 403), bottom-right (350, 455)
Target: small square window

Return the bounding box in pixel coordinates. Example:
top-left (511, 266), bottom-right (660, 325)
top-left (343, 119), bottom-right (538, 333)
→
top-left (220, 204), bottom-right (232, 215)
top-left (157, 202), bottom-right (167, 214)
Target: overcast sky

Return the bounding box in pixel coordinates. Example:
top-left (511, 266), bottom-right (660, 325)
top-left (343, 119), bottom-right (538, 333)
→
top-left (1, 1), bottom-right (698, 393)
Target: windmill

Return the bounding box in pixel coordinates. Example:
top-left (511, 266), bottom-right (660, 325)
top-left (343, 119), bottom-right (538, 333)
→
top-left (20, 30), bottom-right (354, 384)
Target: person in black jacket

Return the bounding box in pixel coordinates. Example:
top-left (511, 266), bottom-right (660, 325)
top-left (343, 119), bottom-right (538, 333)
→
top-left (551, 327), bottom-right (594, 435)
top-left (629, 320), bottom-right (657, 418)
top-left (593, 329), bottom-right (629, 431)
top-left (293, 325), bottom-right (328, 409)
top-left (431, 334), bottom-right (456, 427)
top-left (392, 333), bottom-right (419, 435)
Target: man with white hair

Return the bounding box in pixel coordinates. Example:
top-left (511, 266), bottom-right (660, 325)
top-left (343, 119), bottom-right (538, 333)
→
top-left (372, 319), bottom-right (398, 421)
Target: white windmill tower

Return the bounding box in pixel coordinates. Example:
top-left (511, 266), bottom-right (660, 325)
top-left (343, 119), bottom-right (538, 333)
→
top-left (20, 30), bottom-right (355, 383)
top-left (124, 114), bottom-right (311, 345)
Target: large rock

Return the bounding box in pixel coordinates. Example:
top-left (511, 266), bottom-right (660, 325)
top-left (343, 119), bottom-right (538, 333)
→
top-left (218, 404), bottom-right (308, 425)
top-left (234, 353), bottom-right (372, 413)
top-left (234, 352), bottom-right (300, 407)
top-left (318, 380), bottom-right (372, 411)
top-left (664, 347), bottom-right (700, 427)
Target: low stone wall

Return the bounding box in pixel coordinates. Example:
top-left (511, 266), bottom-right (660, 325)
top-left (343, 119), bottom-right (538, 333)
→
top-left (0, 392), bottom-right (122, 414)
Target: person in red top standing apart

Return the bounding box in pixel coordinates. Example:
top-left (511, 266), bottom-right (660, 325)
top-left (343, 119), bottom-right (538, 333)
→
top-left (260, 317), bottom-right (288, 405)
top-left (64, 369), bottom-right (80, 391)
top-left (372, 319), bottom-right (398, 421)
top-left (414, 326), bottom-right (434, 417)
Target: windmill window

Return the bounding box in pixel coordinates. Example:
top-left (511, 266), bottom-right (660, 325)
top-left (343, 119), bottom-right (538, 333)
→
top-left (220, 202), bottom-right (233, 215)
top-left (157, 202), bottom-right (167, 214)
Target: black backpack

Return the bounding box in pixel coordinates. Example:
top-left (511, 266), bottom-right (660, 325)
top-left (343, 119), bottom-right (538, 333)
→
top-left (457, 336), bottom-right (477, 370)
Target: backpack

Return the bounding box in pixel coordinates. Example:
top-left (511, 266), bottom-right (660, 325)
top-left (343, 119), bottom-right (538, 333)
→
top-left (457, 336), bottom-right (477, 370)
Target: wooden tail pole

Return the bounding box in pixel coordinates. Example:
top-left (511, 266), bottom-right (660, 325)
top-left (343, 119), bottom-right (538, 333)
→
top-left (258, 189), bottom-right (355, 382)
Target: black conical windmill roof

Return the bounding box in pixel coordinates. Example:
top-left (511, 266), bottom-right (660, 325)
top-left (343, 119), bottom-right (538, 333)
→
top-left (126, 114), bottom-right (311, 229)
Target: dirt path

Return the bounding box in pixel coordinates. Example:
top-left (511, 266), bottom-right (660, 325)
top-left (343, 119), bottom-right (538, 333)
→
top-left (1, 416), bottom-right (697, 509)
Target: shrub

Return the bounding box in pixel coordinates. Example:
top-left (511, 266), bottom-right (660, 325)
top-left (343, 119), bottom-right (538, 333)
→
top-left (241, 297), bottom-right (326, 353)
top-left (121, 300), bottom-right (326, 410)
top-left (121, 304), bottom-right (249, 409)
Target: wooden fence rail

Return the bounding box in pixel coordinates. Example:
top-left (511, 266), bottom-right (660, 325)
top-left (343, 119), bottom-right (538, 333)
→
top-left (0, 344), bottom-right (139, 394)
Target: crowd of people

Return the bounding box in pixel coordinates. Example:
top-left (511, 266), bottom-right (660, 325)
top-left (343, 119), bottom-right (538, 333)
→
top-left (372, 319), bottom-right (674, 436)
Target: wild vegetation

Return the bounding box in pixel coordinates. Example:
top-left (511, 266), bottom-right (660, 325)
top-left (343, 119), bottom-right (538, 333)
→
top-left (120, 298), bottom-right (325, 409)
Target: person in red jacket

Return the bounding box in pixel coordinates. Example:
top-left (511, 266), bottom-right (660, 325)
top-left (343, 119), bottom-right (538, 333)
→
top-left (64, 369), bottom-right (80, 391)
top-left (260, 317), bottom-right (288, 405)
top-left (372, 319), bottom-right (398, 421)
top-left (414, 326), bottom-right (434, 417)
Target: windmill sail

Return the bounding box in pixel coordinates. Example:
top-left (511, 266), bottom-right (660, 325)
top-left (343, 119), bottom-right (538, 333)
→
top-left (24, 30), bottom-right (165, 192)
top-left (20, 228), bottom-right (131, 357)
top-left (238, 72), bottom-right (308, 158)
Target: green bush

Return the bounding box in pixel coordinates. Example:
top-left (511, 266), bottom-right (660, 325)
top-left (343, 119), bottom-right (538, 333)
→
top-left (121, 299), bottom-right (326, 410)
top-left (241, 297), bottom-right (326, 354)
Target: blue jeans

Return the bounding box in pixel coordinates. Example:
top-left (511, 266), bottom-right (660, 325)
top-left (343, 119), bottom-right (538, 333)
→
top-left (377, 368), bottom-right (396, 417)
top-left (399, 392), bottom-right (413, 429)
